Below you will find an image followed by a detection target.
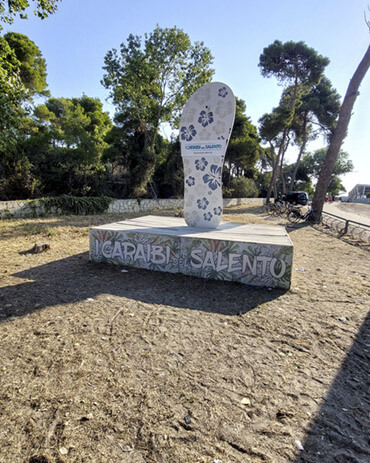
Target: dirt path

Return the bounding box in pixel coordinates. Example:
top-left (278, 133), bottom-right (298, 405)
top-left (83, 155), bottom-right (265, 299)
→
top-left (0, 207), bottom-right (369, 463)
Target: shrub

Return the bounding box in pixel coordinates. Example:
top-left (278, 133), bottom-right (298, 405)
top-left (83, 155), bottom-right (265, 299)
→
top-left (227, 177), bottom-right (259, 198)
top-left (30, 195), bottom-right (113, 216)
top-left (0, 156), bottom-right (41, 200)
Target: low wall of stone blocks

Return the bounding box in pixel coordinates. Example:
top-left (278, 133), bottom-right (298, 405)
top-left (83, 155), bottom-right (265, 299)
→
top-left (0, 197), bottom-right (263, 219)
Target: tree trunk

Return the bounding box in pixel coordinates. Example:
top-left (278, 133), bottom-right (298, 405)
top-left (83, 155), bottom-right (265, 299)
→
top-left (289, 113), bottom-right (308, 191)
top-left (265, 127), bottom-right (289, 203)
top-left (266, 78), bottom-right (299, 203)
top-left (265, 151), bottom-right (280, 202)
top-left (312, 43), bottom-right (370, 219)
top-left (279, 133), bottom-right (291, 195)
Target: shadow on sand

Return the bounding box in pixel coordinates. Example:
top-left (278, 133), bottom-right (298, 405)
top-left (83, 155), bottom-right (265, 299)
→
top-left (1, 251), bottom-right (287, 321)
top-left (295, 312), bottom-right (370, 463)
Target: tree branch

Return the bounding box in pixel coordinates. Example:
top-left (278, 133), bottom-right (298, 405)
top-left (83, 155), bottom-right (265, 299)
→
top-left (365, 5), bottom-right (370, 32)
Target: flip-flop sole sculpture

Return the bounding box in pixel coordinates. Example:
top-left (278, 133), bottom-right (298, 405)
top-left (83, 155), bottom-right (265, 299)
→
top-left (89, 82), bottom-right (294, 289)
top-left (180, 82), bottom-right (236, 228)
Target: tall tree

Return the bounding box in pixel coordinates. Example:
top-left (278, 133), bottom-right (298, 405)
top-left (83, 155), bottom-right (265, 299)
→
top-left (0, 32), bottom-right (48, 150)
top-left (0, 32), bottom-right (49, 198)
top-left (258, 102), bottom-right (295, 197)
top-left (4, 32), bottom-right (49, 97)
top-left (313, 40), bottom-right (370, 218)
top-left (0, 0), bottom-right (56, 142)
top-left (259, 40), bottom-right (329, 202)
top-left (0, 35), bottom-right (24, 150)
top-left (102, 112), bottom-right (169, 199)
top-left (288, 76), bottom-right (341, 190)
top-left (102, 26), bottom-right (214, 197)
top-left (32, 96), bottom-right (112, 162)
top-left (0, 96), bottom-right (113, 199)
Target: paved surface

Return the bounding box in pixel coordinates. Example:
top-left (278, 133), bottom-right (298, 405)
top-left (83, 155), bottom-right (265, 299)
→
top-left (323, 202), bottom-right (370, 227)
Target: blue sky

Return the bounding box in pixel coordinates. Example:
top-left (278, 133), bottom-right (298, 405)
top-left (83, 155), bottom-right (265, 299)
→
top-left (6, 0), bottom-right (370, 192)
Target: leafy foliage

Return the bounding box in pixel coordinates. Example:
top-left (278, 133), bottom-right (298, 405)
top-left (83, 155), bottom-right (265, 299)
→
top-left (224, 98), bottom-right (262, 186)
top-left (102, 26), bottom-right (214, 130)
top-left (259, 40), bottom-right (329, 89)
top-left (30, 96), bottom-right (112, 195)
top-left (31, 194), bottom-right (113, 216)
top-left (102, 26), bottom-right (214, 197)
top-left (301, 76), bottom-right (341, 135)
top-left (0, 0), bottom-right (60, 29)
top-left (259, 40), bottom-right (330, 201)
top-left (0, 3), bottom-right (57, 159)
top-left (0, 35), bottom-right (25, 150)
top-left (0, 33), bottom-right (50, 199)
top-left (0, 95), bottom-right (112, 199)
top-left (285, 148), bottom-right (354, 197)
top-left (302, 148), bottom-right (353, 180)
top-left (4, 32), bottom-right (49, 96)
top-left (0, 153), bottom-right (41, 199)
top-left (103, 119), bottom-right (168, 198)
top-left (288, 76), bottom-right (341, 190)
top-left (0, 24), bottom-right (356, 206)
top-left (153, 139), bottom-right (184, 198)
top-left (224, 177), bottom-right (259, 198)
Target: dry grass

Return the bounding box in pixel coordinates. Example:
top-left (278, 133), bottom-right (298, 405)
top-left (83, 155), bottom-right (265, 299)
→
top-left (0, 206), bottom-right (369, 463)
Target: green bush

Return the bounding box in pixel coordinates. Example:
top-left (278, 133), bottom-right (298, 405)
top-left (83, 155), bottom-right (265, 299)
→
top-left (30, 195), bottom-right (113, 216)
top-left (40, 164), bottom-right (108, 197)
top-left (225, 177), bottom-right (259, 198)
top-left (0, 156), bottom-right (41, 200)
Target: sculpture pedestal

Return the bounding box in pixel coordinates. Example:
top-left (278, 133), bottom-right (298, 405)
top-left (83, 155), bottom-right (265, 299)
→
top-left (89, 215), bottom-right (293, 289)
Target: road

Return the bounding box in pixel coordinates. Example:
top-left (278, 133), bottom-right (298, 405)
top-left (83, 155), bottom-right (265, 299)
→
top-left (323, 202), bottom-right (370, 227)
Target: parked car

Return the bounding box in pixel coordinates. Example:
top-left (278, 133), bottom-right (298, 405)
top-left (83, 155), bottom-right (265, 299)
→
top-left (284, 191), bottom-right (309, 206)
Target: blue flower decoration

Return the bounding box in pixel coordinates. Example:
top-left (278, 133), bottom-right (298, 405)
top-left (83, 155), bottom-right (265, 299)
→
top-left (186, 176), bottom-right (195, 187)
top-left (203, 164), bottom-right (222, 191)
top-left (180, 124), bottom-right (197, 141)
top-left (204, 212), bottom-right (213, 221)
top-left (195, 157), bottom-right (208, 171)
top-left (198, 110), bottom-right (214, 127)
top-left (197, 197), bottom-right (209, 210)
top-left (213, 206), bottom-right (222, 216)
top-left (218, 87), bottom-right (228, 98)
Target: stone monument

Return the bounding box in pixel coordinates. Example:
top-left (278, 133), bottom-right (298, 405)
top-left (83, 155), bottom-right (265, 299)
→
top-left (89, 82), bottom-right (293, 289)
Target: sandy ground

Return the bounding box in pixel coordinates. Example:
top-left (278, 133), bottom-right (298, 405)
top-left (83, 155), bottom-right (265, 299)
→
top-left (0, 205), bottom-right (369, 463)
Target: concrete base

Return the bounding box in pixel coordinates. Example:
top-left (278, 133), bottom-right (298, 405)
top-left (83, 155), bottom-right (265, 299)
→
top-left (89, 215), bottom-right (293, 289)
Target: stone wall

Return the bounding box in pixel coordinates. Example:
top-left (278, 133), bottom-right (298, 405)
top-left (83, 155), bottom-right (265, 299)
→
top-left (0, 200), bottom-right (40, 219)
top-left (0, 198), bottom-right (264, 219)
top-left (107, 199), bottom-right (184, 214)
